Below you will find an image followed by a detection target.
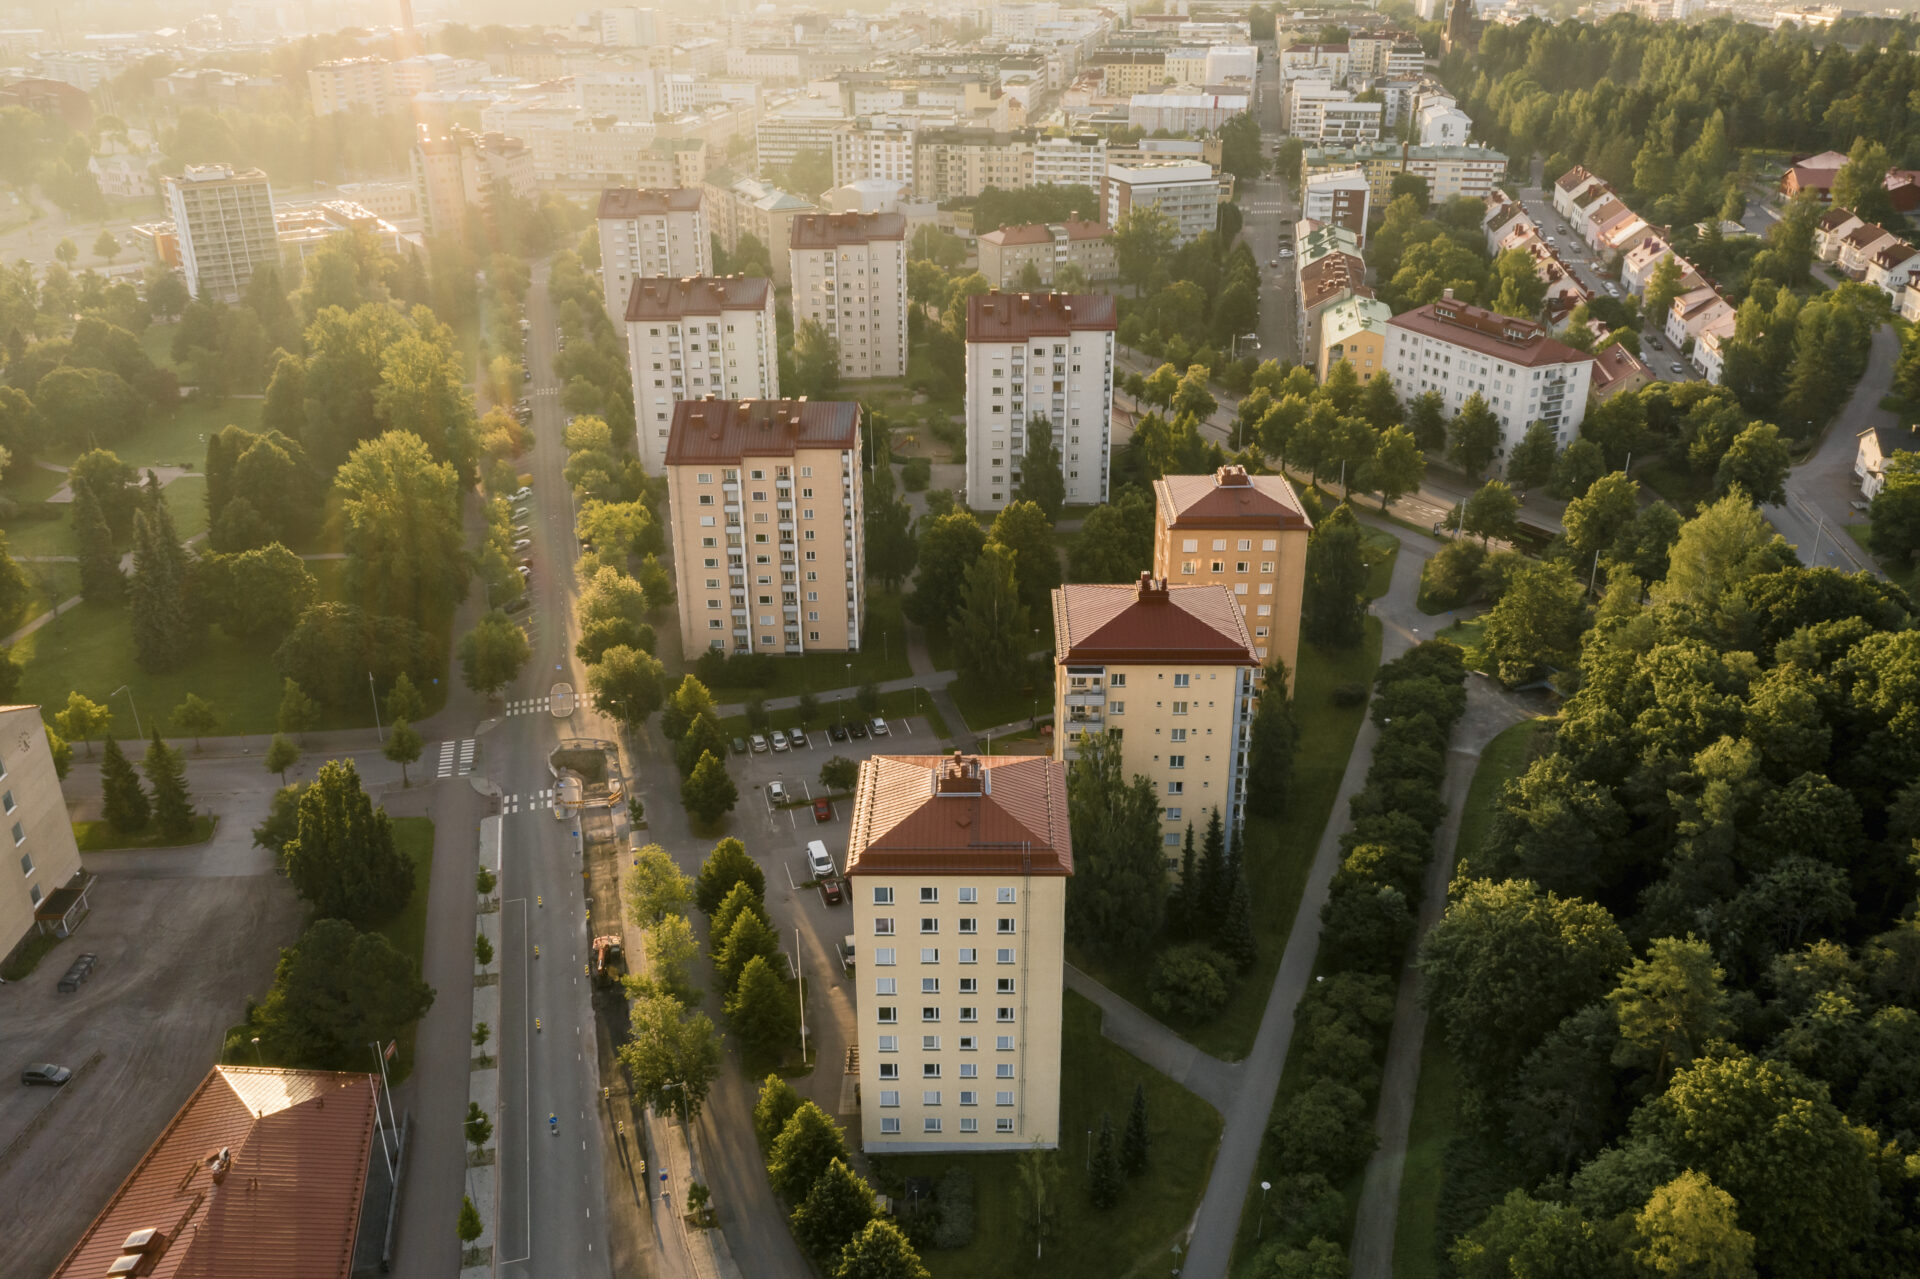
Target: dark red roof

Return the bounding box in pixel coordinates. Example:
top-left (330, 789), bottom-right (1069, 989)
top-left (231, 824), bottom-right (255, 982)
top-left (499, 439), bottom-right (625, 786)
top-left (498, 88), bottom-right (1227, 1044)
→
top-left (845, 754), bottom-right (1072, 877)
top-left (624, 274), bottom-right (771, 321)
top-left (1553, 165), bottom-right (1594, 193)
top-left (50, 1067), bottom-right (379, 1279)
top-left (1388, 296), bottom-right (1595, 369)
top-left (788, 211), bottom-right (906, 249)
top-left (965, 291), bottom-right (1118, 342)
top-left (665, 397), bottom-right (860, 465)
top-left (1052, 576), bottom-right (1257, 665)
top-left (1155, 466), bottom-right (1313, 531)
top-left (597, 187), bottom-right (702, 218)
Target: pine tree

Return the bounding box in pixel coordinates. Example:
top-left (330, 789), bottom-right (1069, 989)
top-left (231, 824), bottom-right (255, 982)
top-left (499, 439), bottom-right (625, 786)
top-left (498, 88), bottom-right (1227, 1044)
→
top-left (1089, 1111), bottom-right (1122, 1209)
top-left (1196, 809), bottom-right (1228, 938)
top-left (1120, 1082), bottom-right (1150, 1177)
top-left (72, 478), bottom-right (121, 602)
top-left (129, 485), bottom-right (194, 672)
top-left (1219, 871), bottom-right (1257, 973)
top-left (790, 1158), bottom-right (878, 1262)
top-left (143, 729), bottom-right (195, 837)
top-left (100, 736), bottom-right (149, 834)
top-left (1170, 823), bottom-right (1198, 939)
top-left (727, 953), bottom-right (798, 1064)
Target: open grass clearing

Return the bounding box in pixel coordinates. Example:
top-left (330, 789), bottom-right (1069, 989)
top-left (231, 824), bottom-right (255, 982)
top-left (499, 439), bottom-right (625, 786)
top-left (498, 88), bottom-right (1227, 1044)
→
top-left (44, 396), bottom-right (263, 471)
top-left (869, 989), bottom-right (1221, 1279)
top-left (1067, 619), bottom-right (1384, 1061)
top-left (73, 814), bottom-right (218, 851)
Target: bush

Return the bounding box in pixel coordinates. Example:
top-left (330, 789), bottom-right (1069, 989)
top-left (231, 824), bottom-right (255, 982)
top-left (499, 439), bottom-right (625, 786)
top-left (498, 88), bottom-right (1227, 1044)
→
top-left (1330, 682), bottom-right (1369, 707)
top-left (1148, 943), bottom-right (1235, 1020)
top-left (1270, 1078), bottom-right (1376, 1182)
top-left (931, 1166), bottom-right (976, 1250)
top-left (1418, 539), bottom-right (1487, 611)
top-left (1318, 874), bottom-right (1415, 974)
top-left (902, 456), bottom-right (931, 491)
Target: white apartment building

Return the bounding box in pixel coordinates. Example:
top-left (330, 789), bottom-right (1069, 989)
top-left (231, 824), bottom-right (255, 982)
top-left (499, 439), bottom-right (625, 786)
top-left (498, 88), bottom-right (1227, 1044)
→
top-left (164, 164), bottom-right (276, 302)
top-left (1418, 101), bottom-right (1473, 146)
top-left (1127, 92), bottom-right (1250, 134)
top-left (832, 125), bottom-right (917, 190)
top-left (757, 100), bottom-right (852, 173)
top-left (597, 188), bottom-right (712, 325)
top-left (1385, 290), bottom-right (1596, 466)
top-left (1280, 42), bottom-right (1352, 81)
top-left (0, 705), bottom-right (87, 970)
top-left (788, 212), bottom-right (909, 380)
top-left (389, 54), bottom-right (487, 97)
top-left (964, 291), bottom-right (1117, 511)
top-left (728, 47), bottom-right (807, 82)
top-left (577, 68), bottom-right (660, 120)
top-left (1104, 162), bottom-right (1220, 245)
top-left (1206, 45), bottom-right (1259, 82)
top-left (625, 276), bottom-right (779, 472)
top-left (1302, 169), bottom-right (1371, 245)
top-left (1031, 133), bottom-right (1107, 189)
top-left (598, 6), bottom-right (660, 46)
top-left (846, 752), bottom-right (1072, 1154)
top-left (308, 56), bottom-right (389, 115)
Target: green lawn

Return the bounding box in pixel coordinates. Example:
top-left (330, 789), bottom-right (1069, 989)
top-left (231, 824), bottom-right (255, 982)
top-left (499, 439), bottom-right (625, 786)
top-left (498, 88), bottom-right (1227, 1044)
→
top-left (1391, 1021), bottom-right (1463, 1279)
top-left (1847, 524), bottom-right (1920, 596)
top-left (164, 475), bottom-right (209, 542)
top-left (682, 590), bottom-right (914, 700)
top-left (2, 509), bottom-right (76, 561)
top-left (44, 396), bottom-right (263, 470)
top-left (378, 817), bottom-right (437, 1083)
top-left (869, 989), bottom-right (1222, 1279)
top-left (73, 814), bottom-right (217, 851)
top-left (12, 559), bottom-right (80, 631)
top-left (1068, 619), bottom-right (1385, 1061)
top-left (2, 464), bottom-right (68, 506)
top-left (1360, 525), bottom-right (1400, 600)
top-left (138, 322), bottom-right (180, 372)
top-left (1451, 719), bottom-right (1542, 877)
top-left (1433, 617), bottom-right (1488, 672)
top-left (947, 664), bottom-right (1052, 733)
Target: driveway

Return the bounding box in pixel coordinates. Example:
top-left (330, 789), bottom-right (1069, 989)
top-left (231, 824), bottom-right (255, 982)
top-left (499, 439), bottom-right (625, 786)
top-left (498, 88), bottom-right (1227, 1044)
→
top-left (0, 859), bottom-right (303, 1279)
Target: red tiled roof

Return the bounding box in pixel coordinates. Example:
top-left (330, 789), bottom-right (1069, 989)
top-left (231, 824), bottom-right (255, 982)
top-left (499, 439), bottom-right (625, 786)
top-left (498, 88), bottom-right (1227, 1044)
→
top-left (665, 397), bottom-right (860, 465)
top-left (1873, 241), bottom-right (1918, 268)
top-left (1844, 222), bottom-right (1895, 249)
top-left (844, 754), bottom-right (1072, 877)
top-left (597, 187), bottom-right (702, 218)
top-left (966, 291), bottom-right (1118, 342)
top-left (50, 1067), bottom-right (379, 1279)
top-left (1155, 466), bottom-right (1313, 532)
top-left (1589, 340), bottom-right (1651, 395)
top-left (789, 210), bottom-right (907, 249)
top-left (1818, 208), bottom-right (1861, 232)
top-left (1299, 253), bottom-right (1366, 310)
top-left (1389, 296), bottom-right (1596, 369)
top-left (1061, 218), bottom-right (1109, 241)
top-left (625, 275), bottom-right (770, 321)
top-left (1554, 165), bottom-right (1594, 193)
top-left (1052, 576), bottom-right (1257, 665)
top-left (979, 224), bottom-right (1053, 246)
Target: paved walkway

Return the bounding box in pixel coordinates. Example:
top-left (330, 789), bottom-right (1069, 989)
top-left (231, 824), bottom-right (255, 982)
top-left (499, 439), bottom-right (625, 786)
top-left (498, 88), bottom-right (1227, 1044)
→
top-left (1065, 965), bottom-right (1237, 1113)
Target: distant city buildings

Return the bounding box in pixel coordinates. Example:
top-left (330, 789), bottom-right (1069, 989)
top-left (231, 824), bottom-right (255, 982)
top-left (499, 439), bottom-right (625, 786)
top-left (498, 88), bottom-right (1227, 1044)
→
top-left (1103, 161), bottom-right (1221, 245)
top-left (410, 126), bottom-right (535, 237)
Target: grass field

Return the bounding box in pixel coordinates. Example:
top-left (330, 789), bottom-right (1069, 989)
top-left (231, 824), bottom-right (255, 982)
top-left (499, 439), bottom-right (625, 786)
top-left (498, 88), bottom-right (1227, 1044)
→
top-left (1068, 619), bottom-right (1385, 1061)
top-left (378, 817), bottom-right (437, 1082)
top-left (1433, 616), bottom-right (1489, 672)
top-left (138, 322), bottom-right (179, 371)
top-left (1847, 524), bottom-right (1920, 596)
top-left (72, 814), bottom-right (217, 851)
top-left (682, 591), bottom-right (914, 701)
top-left (1450, 719), bottom-right (1542, 876)
top-left (947, 664), bottom-right (1051, 732)
top-left (43, 396), bottom-right (263, 470)
top-left (1360, 525), bottom-right (1400, 600)
top-left (869, 990), bottom-right (1222, 1279)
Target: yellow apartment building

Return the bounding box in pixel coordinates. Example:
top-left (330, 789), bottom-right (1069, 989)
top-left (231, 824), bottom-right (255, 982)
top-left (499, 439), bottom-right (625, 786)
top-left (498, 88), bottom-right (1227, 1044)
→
top-left (664, 397), bottom-right (864, 657)
top-left (1151, 465), bottom-right (1312, 687)
top-left (1316, 294), bottom-right (1392, 383)
top-left (1052, 577), bottom-right (1260, 861)
top-left (846, 753), bottom-right (1071, 1152)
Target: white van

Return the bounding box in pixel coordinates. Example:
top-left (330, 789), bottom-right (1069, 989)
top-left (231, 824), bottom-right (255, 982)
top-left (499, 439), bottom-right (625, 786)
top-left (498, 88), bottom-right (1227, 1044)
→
top-left (806, 840), bottom-right (835, 879)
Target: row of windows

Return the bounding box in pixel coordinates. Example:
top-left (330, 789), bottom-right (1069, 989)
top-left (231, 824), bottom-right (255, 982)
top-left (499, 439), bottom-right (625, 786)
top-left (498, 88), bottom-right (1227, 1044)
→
top-left (874, 1034), bottom-right (1016, 1052)
top-left (879, 1117), bottom-right (1014, 1134)
top-left (1178, 538), bottom-right (1280, 553)
top-left (874, 1006), bottom-right (1019, 1024)
top-left (868, 947), bottom-right (1018, 964)
top-left (873, 886), bottom-right (1017, 905)
top-left (877, 1089), bottom-right (1018, 1106)
top-left (875, 977), bottom-right (1017, 995)
top-left (878, 1060), bottom-right (1016, 1081)
top-left (872, 918), bottom-right (1018, 936)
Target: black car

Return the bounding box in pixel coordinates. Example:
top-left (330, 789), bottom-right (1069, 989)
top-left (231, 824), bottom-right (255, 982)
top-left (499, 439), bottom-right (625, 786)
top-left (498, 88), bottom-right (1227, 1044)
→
top-left (731, 736), bottom-right (748, 755)
top-left (504, 596), bottom-right (531, 614)
top-left (848, 720), bottom-right (869, 740)
top-left (829, 723), bottom-right (849, 743)
top-left (56, 953), bottom-right (97, 994)
top-left (21, 1064), bottom-right (71, 1087)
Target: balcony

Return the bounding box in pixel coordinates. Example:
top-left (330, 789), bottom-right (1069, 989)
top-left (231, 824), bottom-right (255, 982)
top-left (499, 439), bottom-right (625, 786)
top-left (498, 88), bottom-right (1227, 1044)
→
top-left (778, 520), bottom-right (795, 533)
top-left (1065, 692), bottom-right (1104, 707)
top-left (1066, 711), bottom-right (1103, 730)
top-left (777, 499), bottom-right (794, 512)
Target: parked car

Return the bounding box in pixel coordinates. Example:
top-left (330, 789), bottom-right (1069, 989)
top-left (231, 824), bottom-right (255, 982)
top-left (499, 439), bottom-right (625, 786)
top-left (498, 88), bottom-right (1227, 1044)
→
top-left (56, 953), bottom-right (97, 994)
top-left (813, 798), bottom-right (833, 823)
top-left (20, 1064), bottom-right (71, 1087)
top-left (1670, 362), bottom-right (1686, 375)
top-left (513, 487), bottom-right (533, 501)
top-left (1646, 335), bottom-right (1663, 350)
top-left (731, 737), bottom-right (748, 756)
top-left (505, 596), bottom-right (531, 614)
top-left (768, 780), bottom-right (787, 805)
top-left (749, 734), bottom-right (769, 753)
top-left (516, 565), bottom-right (532, 578)
top-left (848, 720), bottom-right (868, 740)
top-left (512, 506), bottom-right (530, 519)
top-left (870, 717), bottom-right (890, 737)
top-left (1268, 258), bottom-right (1279, 268)
top-left (771, 730), bottom-right (789, 752)
top-left (829, 724), bottom-right (849, 743)
top-left (820, 879), bottom-right (844, 905)
top-left (1277, 247), bottom-right (1294, 259)
top-left (513, 538), bottom-right (532, 550)
top-left (1605, 283), bottom-right (1620, 297)
top-left (789, 730), bottom-right (810, 750)
top-left (806, 840), bottom-right (835, 879)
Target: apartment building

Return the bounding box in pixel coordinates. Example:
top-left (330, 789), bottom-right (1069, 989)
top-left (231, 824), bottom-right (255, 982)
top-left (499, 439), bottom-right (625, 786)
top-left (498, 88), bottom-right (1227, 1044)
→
top-left (1127, 91), bottom-right (1249, 133)
top-left (1090, 50), bottom-right (1168, 95)
top-left (1280, 42), bottom-right (1352, 81)
top-left (1151, 465), bottom-right (1311, 683)
top-left (1304, 142), bottom-right (1507, 205)
top-left (846, 752), bottom-right (1071, 1153)
top-left (788, 212), bottom-right (909, 380)
top-left (1318, 293), bottom-right (1391, 383)
top-left (1385, 289), bottom-right (1597, 465)
top-left (1031, 133), bottom-right (1107, 189)
top-left (976, 220), bottom-right (1116, 290)
top-left (308, 56), bottom-right (390, 115)
top-left (1104, 161), bottom-right (1220, 245)
top-left (964, 292), bottom-right (1117, 511)
top-left (756, 99), bottom-right (850, 172)
top-left (664, 397), bottom-right (863, 655)
top-left (832, 124), bottom-right (917, 190)
top-left (915, 129), bottom-right (1035, 200)
top-left (164, 164), bottom-right (276, 302)
top-left (596, 188), bottom-right (711, 324)
top-left (1052, 576), bottom-right (1259, 859)
top-left (625, 276), bottom-right (779, 472)
top-left (0, 706), bottom-right (87, 968)
top-left (1302, 168), bottom-right (1371, 245)
top-left (1664, 285), bottom-right (1736, 359)
top-left (411, 127), bottom-right (536, 237)
top-left (704, 174), bottom-right (816, 286)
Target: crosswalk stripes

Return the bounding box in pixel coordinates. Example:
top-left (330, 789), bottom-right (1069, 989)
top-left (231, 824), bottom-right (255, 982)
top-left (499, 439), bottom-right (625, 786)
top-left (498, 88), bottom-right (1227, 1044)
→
top-left (500, 788), bottom-right (557, 815)
top-left (433, 739), bottom-right (477, 779)
top-left (504, 697), bottom-right (549, 717)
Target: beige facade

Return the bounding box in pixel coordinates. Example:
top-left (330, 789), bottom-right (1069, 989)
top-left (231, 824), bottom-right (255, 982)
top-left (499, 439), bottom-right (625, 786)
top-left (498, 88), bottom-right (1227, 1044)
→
top-left (1052, 578), bottom-right (1259, 860)
top-left (914, 130), bottom-right (1035, 201)
top-left (411, 126), bottom-right (536, 238)
top-left (789, 212), bottom-right (909, 380)
top-left (1093, 51), bottom-right (1169, 95)
top-left (975, 220), bottom-right (1116, 290)
top-left (164, 164), bottom-right (276, 302)
top-left (596, 188), bottom-right (712, 327)
top-left (308, 56), bottom-right (389, 115)
top-left (846, 753), bottom-right (1071, 1153)
top-left (1151, 467), bottom-right (1312, 690)
top-left (664, 398), bottom-right (864, 655)
top-left (703, 174), bottom-right (817, 287)
top-left (0, 706), bottom-right (86, 965)
top-left (626, 277), bottom-right (779, 472)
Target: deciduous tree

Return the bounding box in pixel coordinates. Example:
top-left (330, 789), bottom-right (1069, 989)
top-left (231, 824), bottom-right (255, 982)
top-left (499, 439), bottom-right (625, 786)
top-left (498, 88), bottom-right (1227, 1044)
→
top-left (254, 917), bottom-right (434, 1068)
top-left (696, 837), bottom-right (765, 915)
top-left (1065, 730), bottom-right (1165, 957)
top-left (726, 953), bottom-right (796, 1062)
top-left (458, 609), bottom-right (531, 697)
top-left (283, 759), bottom-right (414, 927)
top-left (681, 750), bottom-right (738, 826)
top-left (618, 990), bottom-right (721, 1120)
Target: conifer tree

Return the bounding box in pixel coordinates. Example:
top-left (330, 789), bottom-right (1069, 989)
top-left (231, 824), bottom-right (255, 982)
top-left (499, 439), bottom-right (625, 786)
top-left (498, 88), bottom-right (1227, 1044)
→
top-left (129, 483), bottom-right (194, 672)
top-left (72, 478), bottom-right (121, 602)
top-left (143, 729), bottom-right (194, 837)
top-left (1219, 871), bottom-right (1257, 973)
top-left (1170, 823), bottom-right (1198, 939)
top-left (1089, 1111), bottom-right (1122, 1209)
top-left (1196, 808), bottom-right (1229, 934)
top-left (1120, 1081), bottom-right (1150, 1177)
top-left (100, 736), bottom-right (149, 834)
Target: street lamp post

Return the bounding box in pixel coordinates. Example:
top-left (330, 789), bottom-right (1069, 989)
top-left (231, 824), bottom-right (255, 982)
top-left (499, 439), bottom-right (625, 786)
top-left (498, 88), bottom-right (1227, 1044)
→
top-left (111, 685), bottom-right (142, 741)
top-left (250, 1036), bottom-right (263, 1066)
top-left (1258, 1180), bottom-right (1272, 1239)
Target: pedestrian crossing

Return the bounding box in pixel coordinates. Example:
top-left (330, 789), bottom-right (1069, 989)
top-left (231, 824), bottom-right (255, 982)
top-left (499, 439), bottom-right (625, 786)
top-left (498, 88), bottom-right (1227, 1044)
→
top-left (435, 738), bottom-right (476, 778)
top-left (502, 788), bottom-right (556, 815)
top-left (504, 696), bottom-right (549, 717)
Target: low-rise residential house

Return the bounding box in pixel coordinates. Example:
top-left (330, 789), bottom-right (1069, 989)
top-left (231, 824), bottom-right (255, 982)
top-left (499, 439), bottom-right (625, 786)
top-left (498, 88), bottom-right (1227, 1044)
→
top-left (1483, 191), bottom-right (1533, 255)
top-left (1867, 241), bottom-right (1920, 300)
top-left (1664, 286), bottom-right (1735, 352)
top-left (1578, 193), bottom-right (1633, 251)
top-left (1551, 165), bottom-right (1605, 222)
top-left (1568, 182), bottom-right (1616, 241)
top-left (1597, 208), bottom-right (1655, 258)
top-left (1839, 222), bottom-right (1905, 279)
top-left (1780, 149), bottom-right (1849, 201)
top-left (1904, 285), bottom-right (1920, 325)
top-left (1621, 236), bottom-right (1701, 296)
top-left (1589, 340), bottom-right (1654, 402)
top-left (1856, 423), bottom-right (1920, 497)
top-left (1886, 170), bottom-right (1920, 212)
top-left (1815, 208), bottom-right (1865, 262)
top-left (1317, 294), bottom-right (1392, 381)
top-left (1696, 328), bottom-right (1731, 385)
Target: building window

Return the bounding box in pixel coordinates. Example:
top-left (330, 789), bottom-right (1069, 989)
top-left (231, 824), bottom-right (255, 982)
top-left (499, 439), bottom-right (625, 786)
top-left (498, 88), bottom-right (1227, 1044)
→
top-left (18, 852), bottom-right (31, 877)
top-left (877, 1006), bottom-right (897, 1023)
top-left (875, 948), bottom-right (897, 965)
top-left (922, 1007), bottom-right (939, 1022)
top-left (922, 978), bottom-right (940, 994)
top-left (10, 821), bottom-right (20, 845)
top-left (921, 918), bottom-right (939, 933)
top-left (921, 948), bottom-right (939, 963)
top-left (997, 1062), bottom-right (1015, 1079)
top-left (924, 1118), bottom-right (943, 1133)
top-left (2, 791), bottom-right (13, 814)
top-left (959, 978), bottom-right (978, 994)
top-left (960, 1006), bottom-right (977, 1021)
top-left (958, 948), bottom-right (977, 964)
top-left (880, 1090), bottom-right (900, 1107)
top-left (875, 978), bottom-right (897, 995)
top-left (1169, 755), bottom-right (1186, 769)
top-left (879, 1062), bottom-right (898, 1079)
top-left (996, 1090), bottom-right (1015, 1106)
top-left (960, 1090), bottom-right (978, 1106)
top-left (997, 1007), bottom-right (1015, 1022)
top-left (873, 886), bottom-right (894, 904)
top-left (996, 948), bottom-right (1015, 964)
top-left (880, 1118), bottom-right (901, 1134)
top-left (959, 917), bottom-right (977, 934)
top-left (997, 918), bottom-right (1016, 934)
top-left (997, 978), bottom-right (1016, 994)
top-left (879, 1035), bottom-right (898, 1052)
top-left (874, 918), bottom-right (894, 935)
top-left (958, 887), bottom-right (978, 903)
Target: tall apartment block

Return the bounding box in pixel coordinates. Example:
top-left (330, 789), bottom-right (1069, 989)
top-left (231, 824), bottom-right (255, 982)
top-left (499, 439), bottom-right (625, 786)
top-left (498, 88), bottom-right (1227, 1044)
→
top-left (164, 164), bottom-right (276, 301)
top-left (1103, 161), bottom-right (1221, 245)
top-left (788, 212), bottom-right (909, 380)
top-left (847, 752), bottom-right (1072, 1152)
top-left (411, 125), bottom-right (536, 237)
top-left (1052, 576), bottom-right (1259, 860)
top-left (963, 292), bottom-right (1116, 512)
top-left (625, 276), bottom-right (779, 473)
top-left (596, 188), bottom-right (712, 324)
top-left (664, 397), bottom-right (865, 655)
top-left (0, 706), bottom-right (87, 967)
top-left (1152, 465), bottom-right (1313, 686)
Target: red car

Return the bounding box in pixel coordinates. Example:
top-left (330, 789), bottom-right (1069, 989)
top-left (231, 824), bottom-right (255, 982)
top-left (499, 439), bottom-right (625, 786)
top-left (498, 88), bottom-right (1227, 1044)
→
top-left (813, 798), bottom-right (833, 823)
top-left (820, 879), bottom-right (844, 905)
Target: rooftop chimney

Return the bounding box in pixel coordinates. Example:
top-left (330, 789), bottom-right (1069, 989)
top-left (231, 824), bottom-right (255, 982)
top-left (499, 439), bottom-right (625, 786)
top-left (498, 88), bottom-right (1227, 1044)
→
top-left (937, 756), bottom-right (985, 794)
top-left (1216, 464), bottom-right (1250, 487)
top-left (1136, 572), bottom-right (1169, 602)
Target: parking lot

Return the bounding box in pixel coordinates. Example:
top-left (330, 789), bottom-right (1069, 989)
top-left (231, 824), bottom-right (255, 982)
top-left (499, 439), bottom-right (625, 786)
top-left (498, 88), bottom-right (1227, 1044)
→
top-left (0, 862), bottom-right (302, 1278)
